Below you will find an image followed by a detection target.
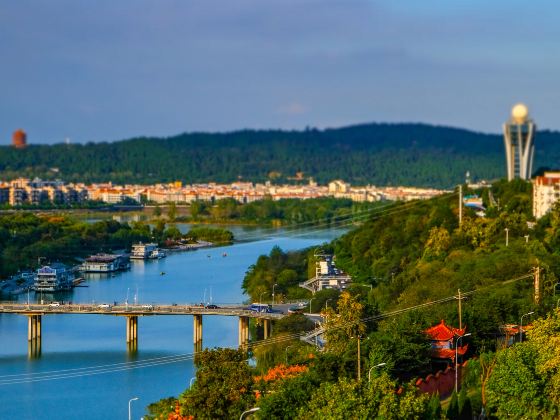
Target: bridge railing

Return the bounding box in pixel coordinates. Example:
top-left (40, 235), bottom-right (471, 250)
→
top-left (0, 303), bottom-right (285, 319)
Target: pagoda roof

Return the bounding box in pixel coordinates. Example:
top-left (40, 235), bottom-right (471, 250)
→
top-left (425, 320), bottom-right (466, 341)
top-left (431, 345), bottom-right (468, 361)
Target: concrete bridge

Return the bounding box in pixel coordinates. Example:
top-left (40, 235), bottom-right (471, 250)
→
top-left (0, 302), bottom-right (283, 357)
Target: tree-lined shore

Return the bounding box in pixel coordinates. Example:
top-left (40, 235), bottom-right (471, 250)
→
top-left (147, 179), bottom-right (560, 419)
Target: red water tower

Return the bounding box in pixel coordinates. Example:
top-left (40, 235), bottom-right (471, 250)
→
top-left (12, 129), bottom-right (27, 149)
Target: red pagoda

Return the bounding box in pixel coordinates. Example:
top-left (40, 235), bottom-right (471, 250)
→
top-left (425, 320), bottom-right (468, 364)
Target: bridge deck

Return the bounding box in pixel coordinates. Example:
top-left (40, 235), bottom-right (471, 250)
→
top-left (0, 303), bottom-right (284, 320)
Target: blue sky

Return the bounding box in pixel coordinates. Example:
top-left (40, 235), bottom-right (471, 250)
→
top-left (1, 0), bottom-right (558, 144)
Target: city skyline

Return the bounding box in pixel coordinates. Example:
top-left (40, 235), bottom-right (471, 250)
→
top-left (1, 1), bottom-right (560, 144)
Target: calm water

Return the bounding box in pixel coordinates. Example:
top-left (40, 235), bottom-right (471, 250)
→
top-left (0, 227), bottom-right (343, 420)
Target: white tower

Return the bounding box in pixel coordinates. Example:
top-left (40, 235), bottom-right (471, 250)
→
top-left (503, 103), bottom-right (536, 181)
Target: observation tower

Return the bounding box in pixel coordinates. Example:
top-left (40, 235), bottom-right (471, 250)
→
top-left (503, 103), bottom-right (536, 180)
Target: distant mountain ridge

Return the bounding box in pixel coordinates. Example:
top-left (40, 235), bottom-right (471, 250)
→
top-left (1, 122), bottom-right (559, 188)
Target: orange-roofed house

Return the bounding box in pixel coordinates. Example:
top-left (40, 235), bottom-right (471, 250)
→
top-left (425, 320), bottom-right (468, 365)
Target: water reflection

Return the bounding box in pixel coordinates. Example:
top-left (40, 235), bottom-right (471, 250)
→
top-left (0, 228), bottom-right (345, 419)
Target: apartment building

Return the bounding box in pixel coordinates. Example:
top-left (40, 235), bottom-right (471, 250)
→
top-left (533, 172), bottom-right (560, 219)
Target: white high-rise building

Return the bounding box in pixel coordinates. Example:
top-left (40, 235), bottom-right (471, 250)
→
top-left (533, 172), bottom-right (560, 219)
top-left (503, 103), bottom-right (536, 181)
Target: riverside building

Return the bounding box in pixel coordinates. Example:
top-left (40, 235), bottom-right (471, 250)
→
top-left (533, 172), bottom-right (560, 219)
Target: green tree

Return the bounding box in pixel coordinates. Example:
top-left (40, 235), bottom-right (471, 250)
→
top-left (323, 291), bottom-right (366, 355)
top-left (302, 377), bottom-right (369, 419)
top-left (257, 373), bottom-right (319, 419)
top-left (144, 397), bottom-right (177, 420)
top-left (300, 374), bottom-right (429, 419)
top-left (189, 200), bottom-right (208, 220)
top-left (367, 316), bottom-right (431, 381)
top-left (423, 226), bottom-right (451, 260)
top-left (167, 202), bottom-right (177, 221)
top-left (485, 311), bottom-right (560, 418)
top-left (164, 225), bottom-right (182, 240)
top-left (427, 394), bottom-right (442, 419)
top-left (180, 348), bottom-right (254, 419)
top-left (458, 386), bottom-right (472, 420)
top-left (446, 391), bottom-right (459, 419)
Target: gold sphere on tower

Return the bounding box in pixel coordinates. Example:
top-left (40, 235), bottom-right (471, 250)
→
top-left (511, 103), bottom-right (529, 123)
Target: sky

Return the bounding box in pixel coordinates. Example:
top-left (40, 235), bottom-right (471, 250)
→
top-left (1, 0), bottom-right (559, 144)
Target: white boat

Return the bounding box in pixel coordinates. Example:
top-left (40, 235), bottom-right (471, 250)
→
top-left (149, 249), bottom-right (166, 259)
top-left (34, 264), bottom-right (74, 292)
top-left (130, 243), bottom-right (158, 260)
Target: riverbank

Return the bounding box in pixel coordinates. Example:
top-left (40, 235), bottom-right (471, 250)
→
top-left (2, 197), bottom-right (384, 230)
top-left (0, 213), bottom-right (234, 281)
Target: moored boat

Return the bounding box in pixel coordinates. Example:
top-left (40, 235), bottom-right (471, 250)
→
top-left (130, 243), bottom-right (158, 259)
top-left (34, 264), bottom-right (74, 292)
top-left (149, 249), bottom-right (166, 259)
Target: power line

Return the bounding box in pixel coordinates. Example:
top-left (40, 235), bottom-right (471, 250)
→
top-left (0, 269), bottom-right (534, 386)
top-left (232, 193), bottom-right (457, 242)
top-left (0, 352), bottom-right (197, 380)
top-left (0, 354), bottom-right (196, 385)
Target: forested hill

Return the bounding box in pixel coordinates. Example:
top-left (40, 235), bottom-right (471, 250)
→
top-left (1, 123), bottom-right (560, 188)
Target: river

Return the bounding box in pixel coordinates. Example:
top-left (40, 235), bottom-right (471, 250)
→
top-left (0, 226), bottom-right (344, 420)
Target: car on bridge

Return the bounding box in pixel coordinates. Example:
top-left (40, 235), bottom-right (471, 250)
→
top-left (142, 304), bottom-right (154, 310)
top-left (48, 302), bottom-right (60, 307)
top-left (205, 304), bottom-right (219, 309)
top-left (98, 304), bottom-right (111, 309)
top-left (248, 303), bottom-right (272, 313)
top-left (288, 306), bottom-right (305, 314)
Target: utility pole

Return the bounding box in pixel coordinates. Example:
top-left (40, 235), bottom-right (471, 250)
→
top-left (357, 336), bottom-right (361, 381)
top-left (505, 228), bottom-right (509, 247)
top-left (457, 289), bottom-right (462, 330)
top-left (459, 185), bottom-right (463, 226)
top-left (534, 266), bottom-right (540, 305)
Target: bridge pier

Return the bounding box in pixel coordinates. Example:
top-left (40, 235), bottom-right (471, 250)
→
top-left (28, 314), bottom-right (42, 341)
top-left (193, 315), bottom-right (203, 352)
top-left (126, 316), bottom-right (138, 348)
top-left (27, 315), bottom-right (42, 358)
top-left (263, 319), bottom-right (271, 339)
top-left (238, 316), bottom-right (249, 347)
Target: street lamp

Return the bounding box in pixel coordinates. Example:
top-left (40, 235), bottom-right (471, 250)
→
top-left (455, 333), bottom-right (471, 393)
top-left (505, 228), bottom-right (509, 246)
top-left (285, 344), bottom-right (294, 364)
top-left (309, 297), bottom-right (315, 314)
top-left (519, 311), bottom-right (535, 343)
top-left (239, 407), bottom-right (260, 420)
top-left (259, 291), bottom-right (266, 306)
top-left (368, 362), bottom-right (387, 382)
top-left (128, 397), bottom-right (139, 420)
top-left (189, 376), bottom-right (196, 387)
top-left (325, 298), bottom-right (332, 310)
top-left (272, 283), bottom-right (278, 305)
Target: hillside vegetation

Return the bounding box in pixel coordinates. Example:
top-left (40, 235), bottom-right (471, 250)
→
top-left (3, 123), bottom-right (560, 188)
top-left (148, 180), bottom-right (560, 418)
